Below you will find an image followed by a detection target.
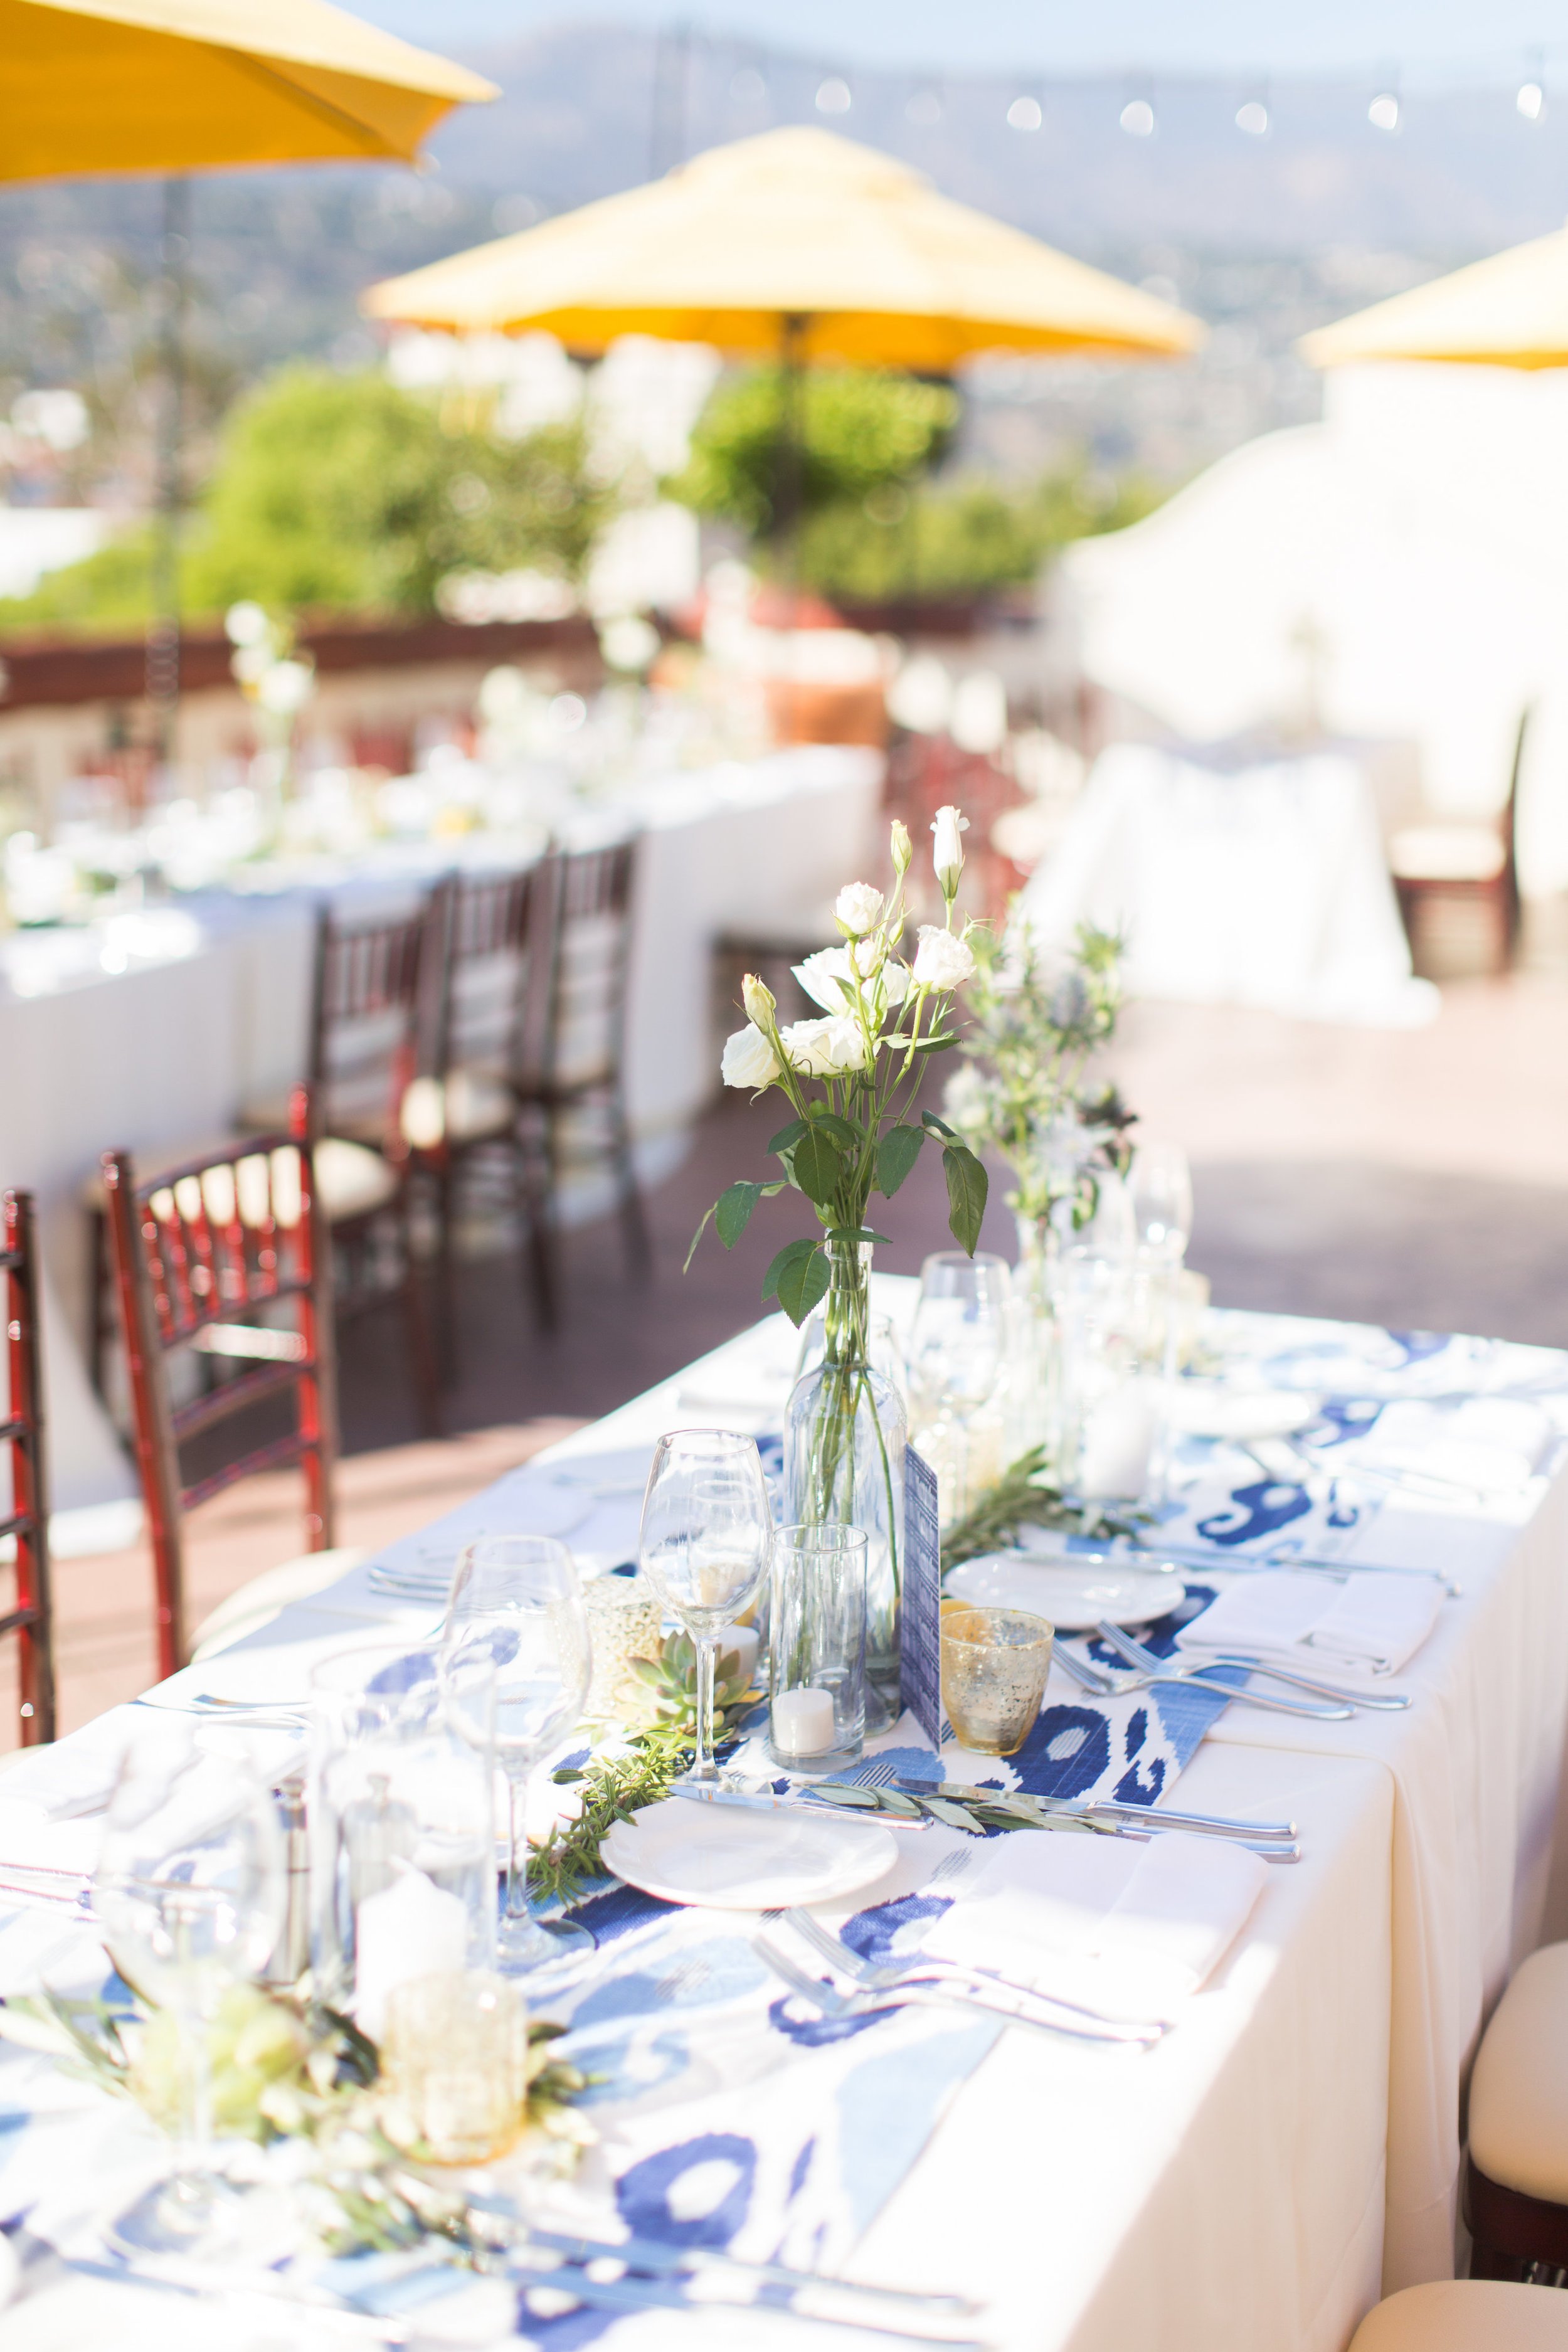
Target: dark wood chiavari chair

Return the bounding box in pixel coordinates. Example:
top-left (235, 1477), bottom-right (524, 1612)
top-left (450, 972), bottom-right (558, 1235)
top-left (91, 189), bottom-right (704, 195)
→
top-left (1, 1192), bottom-right (55, 1746)
top-left (509, 839), bottom-right (650, 1328)
top-left (102, 1088), bottom-right (341, 1678)
top-left (404, 863), bottom-right (554, 1355)
top-left (1391, 707), bottom-right (1529, 976)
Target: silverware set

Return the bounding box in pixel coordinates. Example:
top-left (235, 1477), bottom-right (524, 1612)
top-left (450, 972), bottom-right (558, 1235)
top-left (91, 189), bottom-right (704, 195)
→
top-left (1054, 1633), bottom-right (1352, 1721)
top-left (1090, 1621), bottom-right (1409, 1710)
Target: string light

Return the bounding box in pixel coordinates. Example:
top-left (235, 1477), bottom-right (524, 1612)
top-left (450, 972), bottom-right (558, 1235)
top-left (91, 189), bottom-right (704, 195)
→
top-left (1007, 94), bottom-right (1042, 132)
top-left (815, 76), bottom-right (851, 115)
top-left (1120, 97), bottom-right (1155, 137)
top-left (1236, 97), bottom-right (1269, 136)
top-left (1518, 54), bottom-right (1546, 120)
top-left (1368, 83), bottom-right (1401, 132)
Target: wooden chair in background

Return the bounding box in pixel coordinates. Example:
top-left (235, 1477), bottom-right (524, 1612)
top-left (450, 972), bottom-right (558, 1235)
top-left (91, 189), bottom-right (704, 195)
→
top-left (1, 1191), bottom-right (55, 1746)
top-left (102, 1091), bottom-right (349, 1677)
top-left (1389, 709), bottom-right (1529, 975)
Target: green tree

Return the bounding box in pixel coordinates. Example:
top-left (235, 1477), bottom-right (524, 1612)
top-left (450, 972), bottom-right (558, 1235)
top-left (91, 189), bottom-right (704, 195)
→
top-left (667, 364), bottom-right (959, 539)
top-left (0, 363), bottom-right (622, 634)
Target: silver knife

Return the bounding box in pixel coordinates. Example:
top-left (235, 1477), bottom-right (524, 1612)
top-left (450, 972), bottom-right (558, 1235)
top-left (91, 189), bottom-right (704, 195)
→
top-left (894, 1776), bottom-right (1298, 1843)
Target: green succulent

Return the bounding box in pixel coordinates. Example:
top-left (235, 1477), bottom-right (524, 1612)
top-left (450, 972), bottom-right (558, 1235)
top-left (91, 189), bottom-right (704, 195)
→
top-left (627, 1627), bottom-right (758, 1735)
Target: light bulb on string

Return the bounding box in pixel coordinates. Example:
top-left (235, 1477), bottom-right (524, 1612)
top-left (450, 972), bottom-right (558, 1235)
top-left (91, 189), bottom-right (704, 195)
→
top-left (1518, 55), bottom-right (1546, 121)
top-left (1236, 97), bottom-right (1269, 137)
top-left (1368, 83), bottom-right (1401, 134)
top-left (1120, 97), bottom-right (1155, 137)
top-left (815, 75), bottom-right (851, 115)
top-left (1007, 93), bottom-right (1042, 132)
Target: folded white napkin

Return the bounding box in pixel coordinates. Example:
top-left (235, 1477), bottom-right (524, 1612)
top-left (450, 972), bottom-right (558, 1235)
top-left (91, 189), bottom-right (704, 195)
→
top-left (1175, 1568), bottom-right (1442, 1673)
top-left (1353, 1398), bottom-right (1553, 1493)
top-left (921, 1828), bottom-right (1266, 2017)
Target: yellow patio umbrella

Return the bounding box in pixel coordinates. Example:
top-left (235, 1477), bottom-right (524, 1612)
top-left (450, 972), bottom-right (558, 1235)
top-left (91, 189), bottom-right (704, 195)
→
top-left (1300, 228), bottom-right (1568, 370)
top-left (362, 124), bottom-right (1204, 368)
top-left (0, 0), bottom-right (497, 179)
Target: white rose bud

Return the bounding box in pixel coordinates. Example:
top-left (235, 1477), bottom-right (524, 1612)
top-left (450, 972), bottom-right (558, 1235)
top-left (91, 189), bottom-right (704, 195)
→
top-left (741, 971), bottom-right (776, 1028)
top-left (930, 804), bottom-right (970, 898)
top-left (721, 1022), bottom-right (781, 1089)
top-left (834, 882), bottom-right (885, 936)
top-left (912, 924), bottom-right (977, 990)
top-left (889, 818), bottom-right (913, 875)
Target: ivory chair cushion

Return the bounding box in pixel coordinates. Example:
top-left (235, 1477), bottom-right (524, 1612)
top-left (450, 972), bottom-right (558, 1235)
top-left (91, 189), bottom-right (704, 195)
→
top-left (1389, 824), bottom-right (1507, 882)
top-left (1350, 2281), bottom-right (1568, 2350)
top-left (1470, 1943), bottom-right (1568, 2201)
top-left (400, 1068), bottom-right (514, 1151)
top-left (190, 1545), bottom-right (366, 1660)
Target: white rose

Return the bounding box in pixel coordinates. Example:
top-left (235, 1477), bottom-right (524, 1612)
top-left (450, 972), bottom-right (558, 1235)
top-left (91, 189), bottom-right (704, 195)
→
top-left (721, 1022), bottom-right (780, 1089)
top-left (912, 925), bottom-right (977, 990)
top-left (930, 803), bottom-right (970, 896)
top-left (835, 881), bottom-right (885, 936)
top-left (778, 1014), bottom-right (871, 1075)
top-left (794, 944), bottom-right (910, 1012)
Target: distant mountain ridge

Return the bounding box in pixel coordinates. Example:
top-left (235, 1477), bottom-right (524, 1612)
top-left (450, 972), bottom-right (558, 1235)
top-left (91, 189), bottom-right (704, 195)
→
top-left (433, 21), bottom-right (1568, 260)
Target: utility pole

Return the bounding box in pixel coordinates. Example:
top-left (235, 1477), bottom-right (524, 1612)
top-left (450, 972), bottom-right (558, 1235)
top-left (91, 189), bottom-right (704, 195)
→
top-left (649, 20), bottom-right (692, 179)
top-left (146, 173), bottom-right (189, 779)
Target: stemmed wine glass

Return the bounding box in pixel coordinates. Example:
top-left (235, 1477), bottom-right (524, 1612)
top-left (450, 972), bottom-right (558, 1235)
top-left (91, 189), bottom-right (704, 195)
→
top-left (639, 1429), bottom-right (773, 1785)
top-left (904, 1251), bottom-right (1011, 1425)
top-left (441, 1534), bottom-right (593, 1976)
top-left (1128, 1142), bottom-right (1194, 1264)
top-left (94, 1728), bottom-right (285, 2255)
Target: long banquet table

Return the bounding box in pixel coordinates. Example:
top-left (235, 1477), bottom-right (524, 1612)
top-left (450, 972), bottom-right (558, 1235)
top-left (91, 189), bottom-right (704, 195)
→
top-left (0, 744), bottom-right (882, 1522)
top-left (2, 1293), bottom-right (1566, 2351)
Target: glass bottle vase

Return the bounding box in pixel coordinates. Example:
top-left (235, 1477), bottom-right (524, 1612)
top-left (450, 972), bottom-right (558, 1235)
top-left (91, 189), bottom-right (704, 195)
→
top-left (782, 1238), bottom-right (906, 1729)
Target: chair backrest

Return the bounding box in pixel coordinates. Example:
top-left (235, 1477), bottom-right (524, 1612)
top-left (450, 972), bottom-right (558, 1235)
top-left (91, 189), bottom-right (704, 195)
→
top-left (0, 1192), bottom-right (55, 1747)
top-left (426, 864), bottom-right (547, 1089)
top-left (538, 838), bottom-right (640, 1094)
top-left (307, 901), bottom-right (428, 1148)
top-left (1500, 706), bottom-right (1532, 877)
top-left (102, 1088), bottom-right (338, 1680)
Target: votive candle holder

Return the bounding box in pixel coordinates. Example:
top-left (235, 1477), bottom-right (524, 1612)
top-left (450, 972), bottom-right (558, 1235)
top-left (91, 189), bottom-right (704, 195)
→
top-left (940, 1606), bottom-right (1054, 1757)
top-left (767, 1522), bottom-right (866, 1773)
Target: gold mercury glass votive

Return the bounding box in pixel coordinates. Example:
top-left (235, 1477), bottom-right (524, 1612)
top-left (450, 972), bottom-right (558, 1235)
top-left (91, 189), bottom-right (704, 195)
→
top-left (583, 1572), bottom-right (665, 1724)
top-left (380, 1970), bottom-right (528, 2164)
top-left (941, 1606), bottom-right (1054, 1757)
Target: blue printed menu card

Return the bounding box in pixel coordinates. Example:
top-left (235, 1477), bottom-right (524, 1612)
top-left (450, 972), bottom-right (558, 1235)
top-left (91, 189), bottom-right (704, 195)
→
top-left (901, 1444), bottom-right (943, 1747)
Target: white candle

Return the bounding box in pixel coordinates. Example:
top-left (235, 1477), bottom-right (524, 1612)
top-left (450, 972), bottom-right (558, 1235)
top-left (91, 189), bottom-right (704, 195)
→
top-left (1079, 1379), bottom-right (1158, 1502)
top-left (717, 1624), bottom-right (760, 1686)
top-left (354, 1863), bottom-right (467, 2040)
top-left (772, 1685), bottom-right (836, 1758)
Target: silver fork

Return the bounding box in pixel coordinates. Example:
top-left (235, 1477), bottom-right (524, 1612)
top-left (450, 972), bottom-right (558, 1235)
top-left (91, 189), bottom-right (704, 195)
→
top-left (1095, 1621), bottom-right (1409, 1709)
top-left (781, 1907), bottom-right (1170, 2034)
top-left (1054, 1638), bottom-right (1351, 1721)
top-left (753, 1930), bottom-right (1164, 2046)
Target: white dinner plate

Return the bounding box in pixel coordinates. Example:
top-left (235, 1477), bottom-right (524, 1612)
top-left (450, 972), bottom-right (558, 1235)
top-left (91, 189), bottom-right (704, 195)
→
top-left (601, 1798), bottom-right (898, 1910)
top-left (946, 1553), bottom-right (1179, 1630)
top-left (1164, 1386), bottom-right (1317, 1440)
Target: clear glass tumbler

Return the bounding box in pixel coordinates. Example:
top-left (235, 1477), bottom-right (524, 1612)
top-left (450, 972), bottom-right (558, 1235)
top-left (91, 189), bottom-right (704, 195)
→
top-left (767, 1522), bottom-right (867, 1773)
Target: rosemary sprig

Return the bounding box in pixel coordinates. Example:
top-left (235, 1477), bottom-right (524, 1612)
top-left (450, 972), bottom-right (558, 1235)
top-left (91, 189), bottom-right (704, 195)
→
top-left (940, 1444), bottom-right (1150, 1573)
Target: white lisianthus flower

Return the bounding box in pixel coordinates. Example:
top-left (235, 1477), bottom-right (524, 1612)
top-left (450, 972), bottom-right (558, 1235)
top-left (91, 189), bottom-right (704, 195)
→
top-left (741, 971), bottom-right (776, 1027)
top-left (793, 945), bottom-right (909, 1012)
top-left (721, 1022), bottom-right (781, 1088)
top-left (834, 881), bottom-right (885, 936)
top-left (930, 804), bottom-right (969, 897)
top-left (778, 1014), bottom-right (872, 1075)
top-left (913, 925), bottom-right (977, 990)
top-left (889, 817), bottom-right (913, 874)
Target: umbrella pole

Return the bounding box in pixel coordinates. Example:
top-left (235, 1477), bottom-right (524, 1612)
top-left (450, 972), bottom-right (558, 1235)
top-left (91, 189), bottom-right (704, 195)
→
top-left (773, 310), bottom-right (807, 620)
top-left (146, 174), bottom-right (189, 787)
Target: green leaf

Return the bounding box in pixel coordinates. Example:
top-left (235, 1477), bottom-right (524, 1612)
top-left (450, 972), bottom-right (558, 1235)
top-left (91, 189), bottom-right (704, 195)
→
top-left (549, 1767), bottom-right (586, 1784)
top-left (761, 1236), bottom-right (818, 1305)
top-left (768, 1119), bottom-right (807, 1156)
top-left (682, 1204), bottom-right (715, 1274)
top-left (809, 1111), bottom-right (859, 1149)
top-left (876, 1125), bottom-right (924, 1196)
top-left (792, 1125), bottom-right (843, 1205)
top-left (775, 1241), bottom-right (831, 1327)
top-left (810, 1781), bottom-right (883, 1809)
top-left (715, 1181), bottom-right (764, 1249)
top-left (943, 1143), bottom-right (988, 1255)
top-left (908, 1030), bottom-right (958, 1054)
top-left (825, 1226), bottom-right (891, 1247)
top-left (917, 1796), bottom-right (987, 1835)
top-left (921, 1110), bottom-right (957, 1141)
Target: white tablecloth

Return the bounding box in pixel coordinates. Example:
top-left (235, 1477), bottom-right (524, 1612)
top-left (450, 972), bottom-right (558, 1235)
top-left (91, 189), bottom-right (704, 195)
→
top-left (1019, 743), bottom-right (1436, 1027)
top-left (0, 747), bottom-right (882, 1515)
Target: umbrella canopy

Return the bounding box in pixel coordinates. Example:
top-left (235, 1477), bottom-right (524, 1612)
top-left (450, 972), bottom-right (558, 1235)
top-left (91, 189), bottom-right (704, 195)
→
top-left (1301, 228), bottom-right (1568, 371)
top-left (363, 125), bottom-right (1203, 366)
top-left (2, 0), bottom-right (496, 180)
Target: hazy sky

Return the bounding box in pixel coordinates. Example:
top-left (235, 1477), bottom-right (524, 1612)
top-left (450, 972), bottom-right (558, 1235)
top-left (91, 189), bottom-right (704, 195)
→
top-left (354, 0), bottom-right (1568, 83)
